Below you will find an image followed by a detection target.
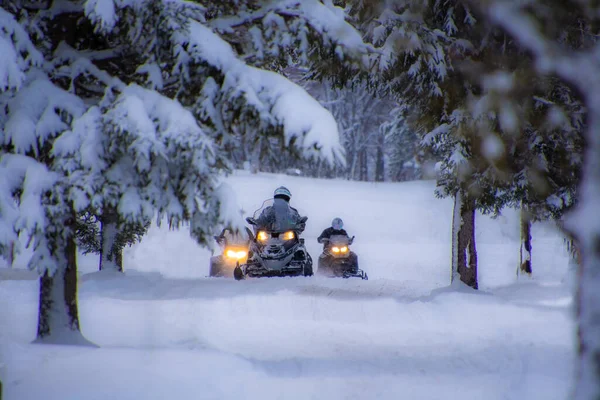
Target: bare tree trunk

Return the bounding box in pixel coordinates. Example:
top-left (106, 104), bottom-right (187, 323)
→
top-left (349, 144), bottom-right (358, 180)
top-left (518, 205), bottom-right (532, 277)
top-left (451, 190), bottom-right (462, 283)
top-left (35, 216), bottom-right (91, 345)
top-left (375, 145), bottom-right (385, 182)
top-left (452, 190), bottom-right (478, 289)
top-left (359, 149), bottom-right (369, 181)
top-left (7, 241), bottom-right (15, 267)
top-left (250, 144), bottom-right (260, 174)
top-left (100, 206), bottom-right (122, 272)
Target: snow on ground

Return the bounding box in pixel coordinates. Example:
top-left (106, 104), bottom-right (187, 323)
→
top-left (0, 171), bottom-right (575, 399)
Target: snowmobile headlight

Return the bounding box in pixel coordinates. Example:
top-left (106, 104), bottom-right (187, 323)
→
top-left (282, 231), bottom-right (295, 241)
top-left (226, 249), bottom-right (247, 259)
top-left (257, 231), bottom-right (268, 242)
top-left (332, 247), bottom-right (340, 253)
top-left (340, 246), bottom-right (348, 253)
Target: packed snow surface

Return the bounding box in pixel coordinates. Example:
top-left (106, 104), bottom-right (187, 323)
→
top-left (0, 171), bottom-right (575, 399)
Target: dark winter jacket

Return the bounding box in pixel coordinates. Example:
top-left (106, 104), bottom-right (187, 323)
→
top-left (257, 198), bottom-right (304, 232)
top-left (317, 227), bottom-right (348, 244)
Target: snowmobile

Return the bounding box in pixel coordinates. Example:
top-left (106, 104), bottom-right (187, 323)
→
top-left (209, 231), bottom-right (250, 278)
top-left (233, 199), bottom-right (313, 280)
top-left (317, 235), bottom-right (368, 280)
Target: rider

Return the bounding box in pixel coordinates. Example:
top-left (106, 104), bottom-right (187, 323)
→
top-left (257, 186), bottom-right (305, 232)
top-left (215, 227), bottom-right (247, 247)
top-left (317, 217), bottom-right (358, 273)
top-left (317, 217), bottom-right (348, 249)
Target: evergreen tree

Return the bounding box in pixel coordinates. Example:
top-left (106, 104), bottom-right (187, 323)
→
top-left (347, 0), bottom-right (485, 288)
top-left (76, 211), bottom-right (149, 271)
top-left (469, 1), bottom-right (598, 397)
top-left (0, 0), bottom-right (369, 343)
top-left (345, 0), bottom-right (584, 286)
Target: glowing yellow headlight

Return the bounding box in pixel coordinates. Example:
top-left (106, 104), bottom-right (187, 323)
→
top-left (226, 249), bottom-right (247, 259)
top-left (257, 231), bottom-right (268, 242)
top-left (282, 231), bottom-right (295, 241)
top-left (332, 247), bottom-right (340, 253)
top-left (341, 246), bottom-right (348, 253)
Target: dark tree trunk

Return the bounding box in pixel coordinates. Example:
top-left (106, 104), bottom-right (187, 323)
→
top-left (7, 241), bottom-right (15, 267)
top-left (359, 149), bottom-right (369, 181)
top-left (348, 146), bottom-right (356, 180)
top-left (36, 220), bottom-right (85, 343)
top-left (519, 206), bottom-right (532, 276)
top-left (114, 247), bottom-right (123, 271)
top-left (375, 145), bottom-right (385, 182)
top-left (64, 230), bottom-right (80, 329)
top-left (451, 191), bottom-right (478, 289)
top-left (99, 206), bottom-right (122, 272)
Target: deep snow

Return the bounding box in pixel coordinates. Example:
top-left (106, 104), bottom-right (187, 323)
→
top-left (0, 171), bottom-right (575, 400)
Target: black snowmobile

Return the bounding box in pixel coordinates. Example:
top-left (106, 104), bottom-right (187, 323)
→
top-left (209, 230), bottom-right (250, 278)
top-left (317, 235), bottom-right (368, 280)
top-left (233, 199), bottom-right (313, 280)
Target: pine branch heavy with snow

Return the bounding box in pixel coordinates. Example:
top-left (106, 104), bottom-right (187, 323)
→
top-left (0, 0), bottom-right (370, 343)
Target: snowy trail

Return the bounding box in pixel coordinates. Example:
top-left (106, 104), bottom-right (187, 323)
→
top-left (0, 172), bottom-right (576, 399)
top-left (1, 273), bottom-right (574, 400)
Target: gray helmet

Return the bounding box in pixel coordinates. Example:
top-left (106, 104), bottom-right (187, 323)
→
top-left (332, 217), bottom-right (343, 230)
top-left (273, 186), bottom-right (291, 202)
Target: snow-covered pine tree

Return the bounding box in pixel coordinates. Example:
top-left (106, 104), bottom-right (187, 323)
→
top-left (54, 82), bottom-right (225, 272)
top-left (348, 0), bottom-right (583, 286)
top-left (453, 68), bottom-right (584, 278)
top-left (76, 211), bottom-right (149, 271)
top-left (472, 1), bottom-right (598, 397)
top-left (190, 0), bottom-right (372, 172)
top-left (511, 78), bottom-right (583, 278)
top-left (0, 6), bottom-right (90, 344)
top-left (347, 0), bottom-right (489, 288)
top-left (1, 1), bottom-right (370, 343)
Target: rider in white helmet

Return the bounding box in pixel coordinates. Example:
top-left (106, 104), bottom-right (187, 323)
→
top-left (317, 217), bottom-right (348, 248)
top-left (317, 217), bottom-right (359, 273)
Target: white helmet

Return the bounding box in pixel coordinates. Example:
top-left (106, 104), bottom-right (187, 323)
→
top-left (332, 217), bottom-right (343, 230)
top-left (273, 186), bottom-right (291, 202)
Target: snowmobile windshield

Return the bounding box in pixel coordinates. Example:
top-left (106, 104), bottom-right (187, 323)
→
top-left (328, 235), bottom-right (350, 246)
top-left (252, 199), bottom-right (273, 220)
top-left (218, 228), bottom-right (249, 247)
top-left (254, 198), bottom-right (300, 233)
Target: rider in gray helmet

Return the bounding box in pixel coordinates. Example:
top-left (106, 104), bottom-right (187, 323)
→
top-left (257, 186), bottom-right (305, 232)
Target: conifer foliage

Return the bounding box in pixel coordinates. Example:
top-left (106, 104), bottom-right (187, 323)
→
top-left (0, 0), bottom-right (368, 343)
top-left (343, 0), bottom-right (584, 288)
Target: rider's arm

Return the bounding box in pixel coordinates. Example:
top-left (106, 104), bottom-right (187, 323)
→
top-left (317, 228), bottom-right (329, 243)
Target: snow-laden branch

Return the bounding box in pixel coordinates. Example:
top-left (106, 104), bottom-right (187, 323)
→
top-left (181, 20), bottom-right (345, 165)
top-left (4, 77), bottom-right (87, 155)
top-left (0, 7), bottom-right (45, 91)
top-left (53, 42), bottom-right (126, 92)
top-left (210, 0), bottom-right (372, 64)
